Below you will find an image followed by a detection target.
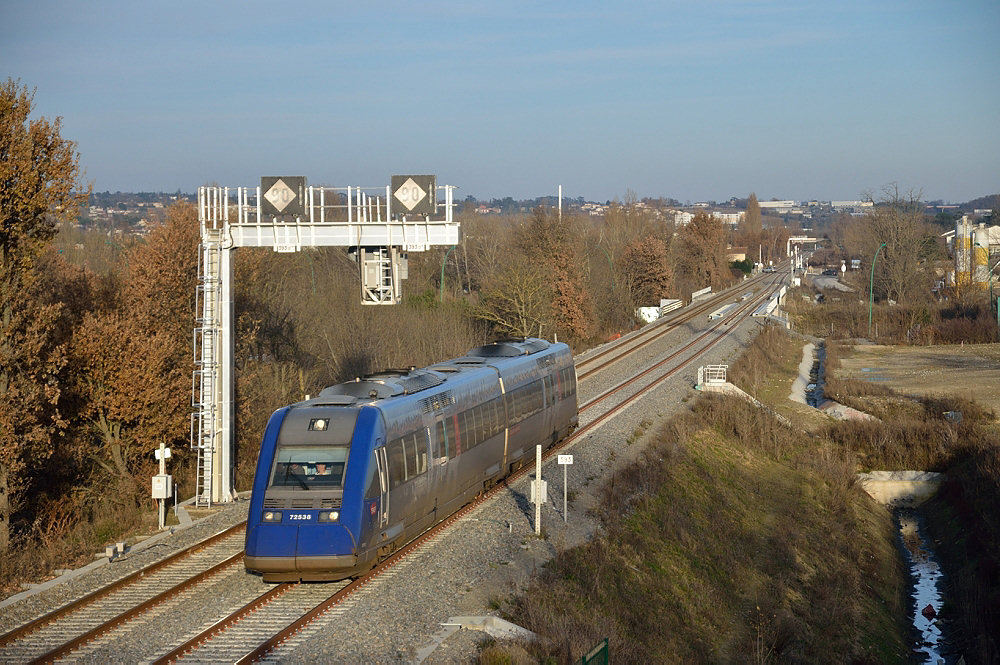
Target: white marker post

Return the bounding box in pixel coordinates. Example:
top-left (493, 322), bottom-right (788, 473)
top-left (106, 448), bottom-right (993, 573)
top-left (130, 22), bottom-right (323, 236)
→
top-left (534, 445), bottom-right (542, 535)
top-left (558, 455), bottom-right (573, 522)
top-left (152, 443), bottom-right (173, 530)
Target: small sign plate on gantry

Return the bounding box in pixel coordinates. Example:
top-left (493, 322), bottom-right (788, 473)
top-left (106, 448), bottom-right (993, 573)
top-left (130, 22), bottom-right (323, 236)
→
top-left (261, 176), bottom-right (306, 217)
top-left (391, 175), bottom-right (436, 216)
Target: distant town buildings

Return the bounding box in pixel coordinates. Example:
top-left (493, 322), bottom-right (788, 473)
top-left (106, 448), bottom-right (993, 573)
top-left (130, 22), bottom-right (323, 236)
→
top-left (758, 200), bottom-right (796, 210)
top-left (71, 191), bottom-right (994, 244)
top-left (72, 192), bottom-right (193, 236)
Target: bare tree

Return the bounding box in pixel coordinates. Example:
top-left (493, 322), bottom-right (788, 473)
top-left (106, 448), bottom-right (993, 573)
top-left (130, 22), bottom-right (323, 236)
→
top-left (848, 185), bottom-right (936, 304)
top-left (474, 260), bottom-right (550, 338)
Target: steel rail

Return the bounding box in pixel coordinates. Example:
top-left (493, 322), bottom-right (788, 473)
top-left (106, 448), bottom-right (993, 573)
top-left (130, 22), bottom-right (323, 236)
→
top-left (576, 271), bottom-right (779, 380)
top-left (151, 582), bottom-right (296, 664)
top-left (28, 550), bottom-right (246, 664)
top-left (0, 521), bottom-right (246, 649)
top-left (579, 284), bottom-right (772, 414)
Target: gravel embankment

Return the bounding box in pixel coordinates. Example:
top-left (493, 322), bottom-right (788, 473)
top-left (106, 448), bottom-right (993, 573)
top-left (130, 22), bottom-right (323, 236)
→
top-left (0, 299), bottom-right (768, 664)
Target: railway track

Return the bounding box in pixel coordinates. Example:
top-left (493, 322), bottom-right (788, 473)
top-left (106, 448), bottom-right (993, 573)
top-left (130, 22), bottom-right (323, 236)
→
top-left (575, 270), bottom-right (782, 380)
top-left (0, 524), bottom-right (246, 663)
top-left (0, 272), bottom-right (786, 663)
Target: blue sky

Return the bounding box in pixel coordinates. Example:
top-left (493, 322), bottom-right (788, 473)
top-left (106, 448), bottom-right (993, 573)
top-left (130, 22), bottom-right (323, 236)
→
top-left (2, 1), bottom-right (998, 203)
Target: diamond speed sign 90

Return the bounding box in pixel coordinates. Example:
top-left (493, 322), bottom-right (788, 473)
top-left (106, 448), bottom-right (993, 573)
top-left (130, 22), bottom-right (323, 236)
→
top-left (391, 175), bottom-right (435, 216)
top-left (261, 176), bottom-right (305, 217)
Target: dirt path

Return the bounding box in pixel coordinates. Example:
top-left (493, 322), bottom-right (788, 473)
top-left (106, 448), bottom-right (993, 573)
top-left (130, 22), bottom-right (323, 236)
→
top-left (836, 343), bottom-right (1000, 415)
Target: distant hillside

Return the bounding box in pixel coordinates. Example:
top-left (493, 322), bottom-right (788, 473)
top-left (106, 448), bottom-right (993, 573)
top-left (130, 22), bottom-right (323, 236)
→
top-left (962, 194), bottom-right (1000, 211)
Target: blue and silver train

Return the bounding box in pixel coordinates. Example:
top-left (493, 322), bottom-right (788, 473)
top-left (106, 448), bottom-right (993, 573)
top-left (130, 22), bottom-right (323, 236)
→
top-left (244, 338), bottom-right (578, 582)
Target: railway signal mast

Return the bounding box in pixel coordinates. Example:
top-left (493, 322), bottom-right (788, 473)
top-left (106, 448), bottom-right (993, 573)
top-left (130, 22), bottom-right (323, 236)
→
top-left (192, 176), bottom-right (460, 506)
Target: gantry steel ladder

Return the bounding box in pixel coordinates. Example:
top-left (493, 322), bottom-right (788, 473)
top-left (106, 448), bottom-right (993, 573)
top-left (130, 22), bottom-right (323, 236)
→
top-left (191, 225), bottom-right (222, 507)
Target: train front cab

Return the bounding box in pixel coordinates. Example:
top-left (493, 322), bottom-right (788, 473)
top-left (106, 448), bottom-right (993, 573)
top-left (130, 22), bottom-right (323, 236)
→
top-left (244, 404), bottom-right (384, 582)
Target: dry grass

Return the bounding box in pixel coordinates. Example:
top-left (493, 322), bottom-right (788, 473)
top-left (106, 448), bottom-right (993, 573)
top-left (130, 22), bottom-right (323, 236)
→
top-left (925, 435), bottom-right (1000, 663)
top-left (726, 324), bottom-right (798, 400)
top-left (0, 485), bottom-right (146, 598)
top-left (785, 286), bottom-right (998, 345)
top-left (490, 391), bottom-right (906, 663)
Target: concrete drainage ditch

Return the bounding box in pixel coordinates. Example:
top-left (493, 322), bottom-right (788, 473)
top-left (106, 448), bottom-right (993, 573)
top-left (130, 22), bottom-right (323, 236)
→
top-left (791, 341), bottom-right (954, 662)
top-left (857, 471), bottom-right (950, 663)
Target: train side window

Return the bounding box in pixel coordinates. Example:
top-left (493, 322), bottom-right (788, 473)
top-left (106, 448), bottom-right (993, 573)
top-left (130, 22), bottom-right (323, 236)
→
top-left (402, 435), bottom-right (413, 479)
top-left (364, 451), bottom-right (380, 499)
top-left (476, 404), bottom-right (486, 443)
top-left (469, 407), bottom-right (480, 447)
top-left (458, 411), bottom-right (468, 449)
top-left (477, 404), bottom-right (488, 442)
top-left (469, 408), bottom-right (478, 447)
top-left (481, 402), bottom-right (491, 440)
top-left (460, 409), bottom-right (470, 447)
top-left (563, 367), bottom-right (577, 398)
top-left (446, 417), bottom-right (460, 458)
top-left (416, 429), bottom-right (429, 474)
top-left (482, 402), bottom-right (491, 439)
top-left (387, 440), bottom-right (405, 489)
top-left (492, 397), bottom-right (502, 434)
top-left (435, 420), bottom-right (449, 460)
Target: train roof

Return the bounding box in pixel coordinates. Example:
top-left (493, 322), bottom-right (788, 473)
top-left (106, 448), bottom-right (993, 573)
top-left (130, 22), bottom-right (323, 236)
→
top-left (466, 338), bottom-right (550, 357)
top-left (317, 368), bottom-right (445, 401)
top-left (307, 338), bottom-right (558, 406)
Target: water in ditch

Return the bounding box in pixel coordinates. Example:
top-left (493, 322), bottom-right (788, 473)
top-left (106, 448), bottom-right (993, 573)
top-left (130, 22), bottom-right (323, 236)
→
top-left (897, 508), bottom-right (950, 663)
top-left (806, 343), bottom-right (826, 407)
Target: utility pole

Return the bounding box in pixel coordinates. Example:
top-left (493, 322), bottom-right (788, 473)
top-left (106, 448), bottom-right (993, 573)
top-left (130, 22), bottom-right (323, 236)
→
top-left (868, 242), bottom-right (887, 339)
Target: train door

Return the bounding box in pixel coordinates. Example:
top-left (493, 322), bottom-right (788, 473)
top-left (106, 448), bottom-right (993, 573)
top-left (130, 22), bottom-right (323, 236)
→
top-left (374, 444), bottom-right (389, 528)
top-left (498, 377), bottom-right (509, 470)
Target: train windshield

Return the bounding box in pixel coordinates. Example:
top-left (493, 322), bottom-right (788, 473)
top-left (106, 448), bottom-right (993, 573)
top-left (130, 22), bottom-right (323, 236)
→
top-left (270, 446), bottom-right (348, 489)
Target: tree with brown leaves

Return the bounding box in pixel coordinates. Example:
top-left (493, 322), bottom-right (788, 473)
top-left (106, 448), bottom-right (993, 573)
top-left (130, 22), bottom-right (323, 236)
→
top-left (0, 79), bottom-right (88, 552)
top-left (67, 204), bottom-right (198, 495)
top-left (515, 208), bottom-right (593, 344)
top-left (620, 234), bottom-right (673, 307)
top-left (673, 211), bottom-right (730, 298)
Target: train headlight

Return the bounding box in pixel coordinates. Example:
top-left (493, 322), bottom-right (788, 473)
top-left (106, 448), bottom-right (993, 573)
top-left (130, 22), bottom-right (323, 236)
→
top-left (309, 418), bottom-right (328, 431)
top-left (318, 510), bottom-right (340, 522)
top-left (263, 511), bottom-right (282, 522)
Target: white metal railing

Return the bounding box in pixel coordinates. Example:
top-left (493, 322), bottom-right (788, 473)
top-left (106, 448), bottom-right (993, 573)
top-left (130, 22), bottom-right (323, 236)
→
top-left (200, 184), bottom-right (456, 233)
top-left (700, 364), bottom-right (728, 384)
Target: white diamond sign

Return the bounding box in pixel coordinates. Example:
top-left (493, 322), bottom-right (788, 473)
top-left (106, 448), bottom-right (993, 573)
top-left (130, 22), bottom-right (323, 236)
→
top-left (264, 178), bottom-right (297, 213)
top-left (393, 177), bottom-right (427, 212)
